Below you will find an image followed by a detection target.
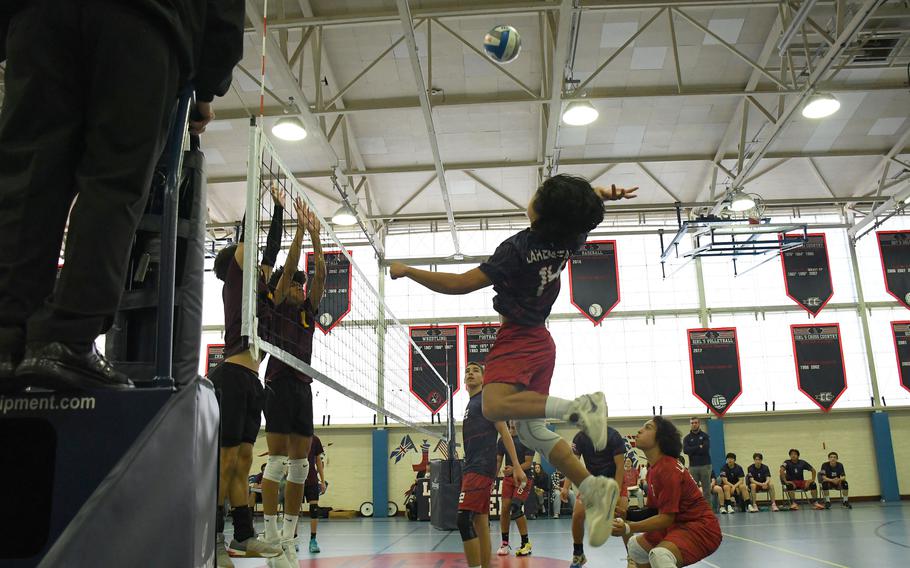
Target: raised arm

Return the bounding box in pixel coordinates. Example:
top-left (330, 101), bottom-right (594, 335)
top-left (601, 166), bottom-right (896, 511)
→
top-left (389, 265), bottom-right (492, 295)
top-left (304, 206), bottom-right (327, 307)
top-left (272, 198), bottom-right (308, 305)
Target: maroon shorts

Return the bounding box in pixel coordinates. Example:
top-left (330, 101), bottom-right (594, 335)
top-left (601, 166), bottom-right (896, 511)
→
top-left (643, 517), bottom-right (722, 566)
top-left (459, 473), bottom-right (494, 514)
top-left (483, 323), bottom-right (556, 395)
top-left (501, 474), bottom-right (533, 502)
top-left (786, 480), bottom-right (816, 490)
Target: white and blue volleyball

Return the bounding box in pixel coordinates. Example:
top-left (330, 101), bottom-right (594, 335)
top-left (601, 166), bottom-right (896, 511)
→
top-left (483, 25), bottom-right (521, 64)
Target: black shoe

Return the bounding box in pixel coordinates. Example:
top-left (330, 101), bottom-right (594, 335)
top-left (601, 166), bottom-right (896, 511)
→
top-left (843, 502), bottom-right (852, 509)
top-left (824, 501), bottom-right (831, 509)
top-left (16, 342), bottom-right (134, 391)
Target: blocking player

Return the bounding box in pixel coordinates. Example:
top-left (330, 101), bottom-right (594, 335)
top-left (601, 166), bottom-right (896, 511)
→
top-left (259, 197), bottom-right (325, 567)
top-left (564, 427), bottom-right (627, 567)
top-left (390, 175), bottom-right (637, 546)
top-left (613, 417), bottom-right (722, 568)
top-left (459, 362), bottom-right (526, 568)
top-left (496, 421), bottom-right (535, 557)
top-left (819, 452), bottom-right (851, 509)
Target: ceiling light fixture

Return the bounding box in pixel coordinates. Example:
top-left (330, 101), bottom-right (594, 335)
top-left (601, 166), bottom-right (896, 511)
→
top-left (562, 100), bottom-right (599, 126)
top-left (728, 188), bottom-right (756, 212)
top-left (272, 116), bottom-right (307, 141)
top-left (331, 203), bottom-right (358, 226)
top-left (801, 93), bottom-right (841, 119)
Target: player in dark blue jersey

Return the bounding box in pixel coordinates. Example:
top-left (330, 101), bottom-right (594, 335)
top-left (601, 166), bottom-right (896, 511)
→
top-left (496, 421), bottom-right (536, 557)
top-left (459, 362), bottom-right (525, 568)
top-left (391, 175), bottom-right (636, 547)
top-left (819, 452), bottom-right (850, 509)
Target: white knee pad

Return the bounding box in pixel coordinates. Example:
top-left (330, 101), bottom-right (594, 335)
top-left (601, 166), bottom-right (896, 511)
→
top-left (287, 458), bottom-right (310, 484)
top-left (264, 455), bottom-right (288, 483)
top-left (649, 546), bottom-right (679, 568)
top-left (516, 419), bottom-right (561, 459)
top-left (627, 536), bottom-right (650, 565)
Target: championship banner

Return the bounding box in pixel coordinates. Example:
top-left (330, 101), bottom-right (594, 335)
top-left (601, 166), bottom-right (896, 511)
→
top-left (890, 321), bottom-right (910, 394)
top-left (205, 344), bottom-right (225, 375)
top-left (464, 324), bottom-right (501, 366)
top-left (409, 326), bottom-right (459, 413)
top-left (306, 250), bottom-right (352, 333)
top-left (687, 328), bottom-right (743, 417)
top-left (780, 233), bottom-right (833, 316)
top-left (568, 240), bottom-right (620, 325)
top-left (791, 324), bottom-right (847, 411)
top-left (877, 231), bottom-right (910, 309)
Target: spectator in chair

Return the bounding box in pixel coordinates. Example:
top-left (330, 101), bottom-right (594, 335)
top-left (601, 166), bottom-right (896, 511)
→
top-left (780, 449), bottom-right (823, 510)
top-left (747, 453), bottom-right (778, 512)
top-left (708, 471), bottom-right (725, 513)
top-left (683, 418), bottom-right (711, 500)
top-left (248, 463), bottom-right (266, 509)
top-left (719, 453), bottom-right (748, 514)
top-left (819, 452), bottom-right (851, 509)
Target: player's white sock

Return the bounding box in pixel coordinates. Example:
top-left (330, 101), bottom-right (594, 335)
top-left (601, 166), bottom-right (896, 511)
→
top-left (545, 396), bottom-right (572, 419)
top-left (282, 514), bottom-right (300, 541)
top-left (264, 514), bottom-right (279, 541)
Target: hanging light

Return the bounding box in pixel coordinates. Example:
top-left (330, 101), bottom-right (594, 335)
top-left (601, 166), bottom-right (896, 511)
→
top-left (801, 93), bottom-right (840, 119)
top-left (272, 116), bottom-right (307, 141)
top-left (562, 101), bottom-right (599, 126)
top-left (331, 203), bottom-right (357, 225)
top-left (728, 188), bottom-right (756, 212)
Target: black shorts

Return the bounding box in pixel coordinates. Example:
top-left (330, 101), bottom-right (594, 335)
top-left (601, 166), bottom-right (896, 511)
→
top-left (209, 362), bottom-right (263, 447)
top-left (264, 373), bottom-right (314, 436)
top-left (304, 483), bottom-right (321, 503)
top-left (822, 480), bottom-right (848, 490)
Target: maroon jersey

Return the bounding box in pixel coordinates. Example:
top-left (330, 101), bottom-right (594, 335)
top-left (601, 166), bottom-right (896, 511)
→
top-left (263, 297), bottom-right (318, 383)
top-left (222, 258), bottom-right (248, 358)
top-left (479, 229), bottom-right (586, 326)
top-left (647, 455), bottom-right (714, 523)
top-left (305, 435), bottom-right (324, 487)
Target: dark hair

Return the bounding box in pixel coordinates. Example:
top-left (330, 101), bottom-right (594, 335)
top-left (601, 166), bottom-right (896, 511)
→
top-left (828, 451), bottom-right (838, 459)
top-left (726, 452), bottom-right (736, 460)
top-left (531, 174), bottom-right (603, 248)
top-left (789, 448), bottom-right (800, 457)
top-left (268, 265), bottom-right (306, 291)
top-left (214, 244), bottom-right (238, 281)
top-left (753, 452), bottom-right (763, 460)
top-left (651, 416), bottom-right (682, 459)
top-left (690, 417), bottom-right (700, 422)
top-left (465, 361), bottom-right (485, 372)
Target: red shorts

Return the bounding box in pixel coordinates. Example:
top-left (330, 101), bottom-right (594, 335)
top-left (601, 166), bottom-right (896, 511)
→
top-left (501, 474), bottom-right (533, 501)
top-left (459, 473), bottom-right (494, 514)
top-left (644, 517), bottom-right (722, 566)
top-left (786, 480), bottom-right (816, 490)
top-left (483, 323), bottom-right (556, 395)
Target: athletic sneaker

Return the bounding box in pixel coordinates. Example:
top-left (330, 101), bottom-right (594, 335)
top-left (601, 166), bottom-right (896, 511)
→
top-left (813, 502), bottom-right (825, 510)
top-left (771, 502), bottom-right (780, 512)
top-left (282, 541), bottom-right (298, 567)
top-left (748, 504), bottom-right (758, 513)
top-left (216, 534), bottom-right (234, 567)
top-left (824, 501), bottom-right (832, 509)
top-left (309, 537), bottom-right (320, 553)
top-left (497, 543), bottom-right (511, 556)
top-left (843, 502), bottom-right (852, 509)
top-left (727, 505), bottom-right (736, 514)
top-left (570, 554), bottom-right (587, 567)
top-left (789, 503), bottom-right (799, 511)
top-left (582, 476), bottom-right (620, 547)
top-left (565, 393), bottom-right (608, 450)
top-left (228, 536), bottom-right (283, 558)
top-left (719, 506), bottom-right (728, 514)
top-left (516, 541), bottom-right (532, 556)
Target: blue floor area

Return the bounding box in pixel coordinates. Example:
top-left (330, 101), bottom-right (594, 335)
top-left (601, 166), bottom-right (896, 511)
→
top-left (226, 502), bottom-right (910, 567)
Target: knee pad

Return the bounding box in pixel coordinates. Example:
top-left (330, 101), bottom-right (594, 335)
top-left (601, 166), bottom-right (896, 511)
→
top-left (263, 455), bottom-right (288, 483)
top-left (627, 536), bottom-right (650, 565)
top-left (649, 547), bottom-right (679, 568)
top-left (287, 458), bottom-right (309, 484)
top-left (841, 480), bottom-right (849, 490)
top-left (310, 503), bottom-right (320, 519)
top-left (509, 500), bottom-right (525, 520)
top-left (516, 419), bottom-right (560, 459)
top-left (456, 510), bottom-right (477, 541)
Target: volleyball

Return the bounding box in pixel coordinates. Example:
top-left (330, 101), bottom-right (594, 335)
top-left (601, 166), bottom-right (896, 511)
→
top-left (482, 25), bottom-right (521, 64)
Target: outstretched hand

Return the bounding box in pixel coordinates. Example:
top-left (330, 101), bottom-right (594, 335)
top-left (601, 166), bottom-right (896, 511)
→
top-left (270, 184), bottom-right (287, 209)
top-left (596, 184), bottom-right (638, 201)
top-left (389, 262), bottom-right (410, 280)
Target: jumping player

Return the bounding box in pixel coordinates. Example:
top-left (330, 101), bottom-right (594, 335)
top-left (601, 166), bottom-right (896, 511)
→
top-left (565, 427), bottom-right (627, 567)
top-left (390, 175), bottom-right (637, 546)
top-left (459, 362), bottom-right (526, 568)
top-left (259, 197), bottom-right (325, 567)
top-left (613, 417), bottom-right (721, 568)
top-left (496, 421), bottom-right (535, 557)
top-left (303, 434), bottom-right (327, 552)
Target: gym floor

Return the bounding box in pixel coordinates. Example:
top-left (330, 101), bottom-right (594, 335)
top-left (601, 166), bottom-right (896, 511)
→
top-left (225, 502), bottom-right (909, 567)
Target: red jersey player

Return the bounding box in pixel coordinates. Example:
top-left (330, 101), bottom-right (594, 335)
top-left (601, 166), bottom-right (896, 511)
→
top-left (390, 174), bottom-right (637, 546)
top-left (612, 417), bottom-right (721, 567)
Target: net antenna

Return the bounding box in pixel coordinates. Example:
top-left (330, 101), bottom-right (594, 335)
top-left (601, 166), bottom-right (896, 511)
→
top-left (241, 124), bottom-right (448, 438)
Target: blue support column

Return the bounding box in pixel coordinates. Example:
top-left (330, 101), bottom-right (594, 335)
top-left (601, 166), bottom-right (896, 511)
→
top-left (707, 418), bottom-right (725, 475)
top-left (871, 411), bottom-right (900, 502)
top-left (372, 429), bottom-right (389, 518)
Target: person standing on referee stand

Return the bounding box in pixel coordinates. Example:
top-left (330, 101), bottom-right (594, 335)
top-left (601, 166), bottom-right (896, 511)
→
top-left (683, 418), bottom-right (712, 500)
top-left (302, 434), bottom-right (327, 553)
top-left (0, 0), bottom-right (243, 391)
top-left (819, 452), bottom-right (851, 509)
top-left (496, 420), bottom-right (536, 557)
top-left (459, 362), bottom-right (526, 568)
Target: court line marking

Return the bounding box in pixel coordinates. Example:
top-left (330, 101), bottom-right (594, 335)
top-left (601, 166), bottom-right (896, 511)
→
top-left (874, 520), bottom-right (910, 549)
top-left (721, 532), bottom-right (850, 568)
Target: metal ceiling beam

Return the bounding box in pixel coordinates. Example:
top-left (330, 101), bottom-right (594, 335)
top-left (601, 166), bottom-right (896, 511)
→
top-left (462, 170), bottom-right (526, 210)
top-left (245, 0), bottom-right (383, 256)
top-left (542, 0), bottom-right (578, 177)
top-left (854, 123), bottom-right (910, 197)
top-left (395, 0), bottom-right (460, 254)
top-left (806, 158), bottom-right (837, 197)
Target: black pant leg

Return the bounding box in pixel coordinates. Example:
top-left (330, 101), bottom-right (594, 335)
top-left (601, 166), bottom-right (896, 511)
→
top-left (26, 0), bottom-right (180, 345)
top-left (0, 1), bottom-right (84, 352)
